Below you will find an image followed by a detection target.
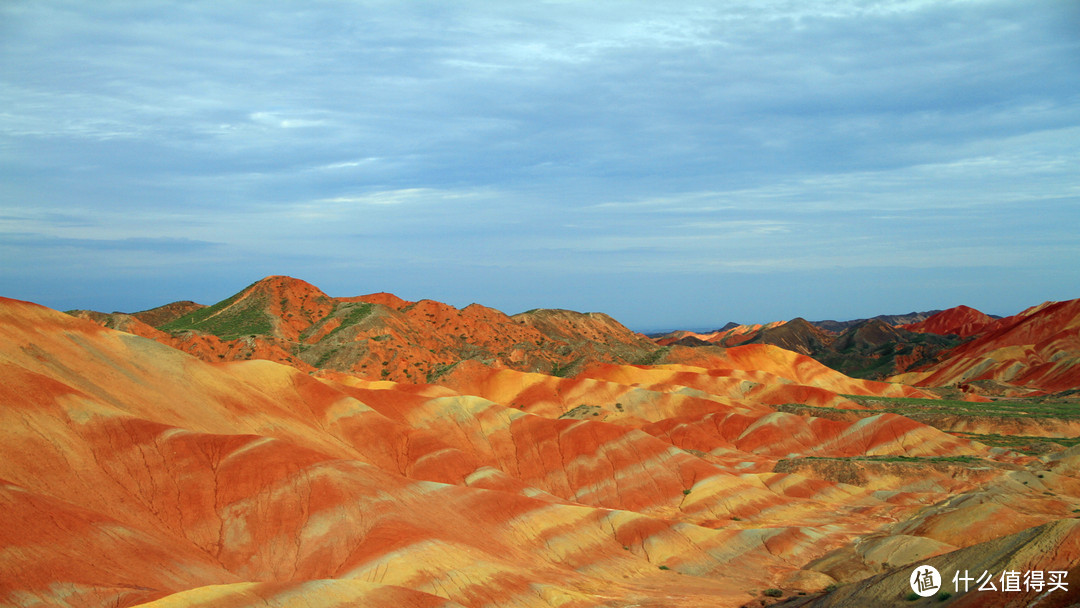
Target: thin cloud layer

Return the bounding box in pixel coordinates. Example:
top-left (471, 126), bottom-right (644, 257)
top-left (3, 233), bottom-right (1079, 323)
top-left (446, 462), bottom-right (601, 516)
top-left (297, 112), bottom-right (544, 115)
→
top-left (2, 0), bottom-right (1078, 328)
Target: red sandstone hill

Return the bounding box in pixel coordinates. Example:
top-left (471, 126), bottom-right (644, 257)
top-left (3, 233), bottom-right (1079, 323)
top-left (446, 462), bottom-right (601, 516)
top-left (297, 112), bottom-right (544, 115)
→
top-left (655, 317), bottom-right (962, 382)
top-left (893, 298), bottom-right (1080, 395)
top-left (653, 321), bottom-right (786, 347)
top-left (80, 276), bottom-right (657, 382)
top-left (75, 279), bottom-right (1080, 399)
top-left (130, 300), bottom-right (207, 327)
top-left (900, 305), bottom-right (996, 338)
top-left (5, 296), bottom-right (1080, 608)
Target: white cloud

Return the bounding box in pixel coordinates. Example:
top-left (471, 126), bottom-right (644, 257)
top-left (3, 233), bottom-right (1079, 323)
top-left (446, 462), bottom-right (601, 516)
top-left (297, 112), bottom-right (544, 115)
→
top-left (2, 0), bottom-right (1078, 324)
top-left (317, 158), bottom-right (382, 170)
top-left (248, 112), bottom-right (328, 129)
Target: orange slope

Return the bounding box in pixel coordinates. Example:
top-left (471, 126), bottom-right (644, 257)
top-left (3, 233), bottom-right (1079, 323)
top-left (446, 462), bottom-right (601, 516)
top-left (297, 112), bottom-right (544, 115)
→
top-left (432, 351), bottom-right (980, 477)
top-left (587, 344), bottom-right (933, 403)
top-left (893, 298), bottom-right (1080, 393)
top-left (653, 321), bottom-right (786, 347)
top-left (0, 298), bottom-right (877, 607)
top-left (2, 297), bottom-right (1068, 608)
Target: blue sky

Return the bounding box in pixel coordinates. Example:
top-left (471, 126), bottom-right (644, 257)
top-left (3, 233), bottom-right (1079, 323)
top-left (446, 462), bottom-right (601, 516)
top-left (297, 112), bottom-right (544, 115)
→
top-left (2, 1), bottom-right (1078, 331)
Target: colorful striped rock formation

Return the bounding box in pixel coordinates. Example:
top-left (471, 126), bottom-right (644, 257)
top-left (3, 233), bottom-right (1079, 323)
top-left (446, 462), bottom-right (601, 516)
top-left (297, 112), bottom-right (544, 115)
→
top-left (4, 292), bottom-right (1080, 608)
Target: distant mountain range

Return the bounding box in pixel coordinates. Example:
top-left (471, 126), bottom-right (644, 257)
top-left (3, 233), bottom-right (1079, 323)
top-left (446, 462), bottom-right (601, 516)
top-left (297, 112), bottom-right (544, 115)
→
top-left (68, 275), bottom-right (1078, 397)
top-left (811, 310), bottom-right (950, 332)
top-left (652, 302), bottom-right (1076, 397)
top-left (652, 316), bottom-right (962, 381)
top-left (652, 308), bottom-right (999, 337)
top-left (70, 275), bottom-right (657, 383)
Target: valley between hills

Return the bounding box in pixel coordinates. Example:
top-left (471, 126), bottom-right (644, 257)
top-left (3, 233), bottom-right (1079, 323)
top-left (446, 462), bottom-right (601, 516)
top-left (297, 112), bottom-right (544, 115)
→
top-left (4, 276), bottom-right (1080, 607)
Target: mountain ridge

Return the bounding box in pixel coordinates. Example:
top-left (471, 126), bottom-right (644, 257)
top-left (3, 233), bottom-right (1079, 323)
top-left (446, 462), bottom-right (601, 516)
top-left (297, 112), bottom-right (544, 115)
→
top-left (892, 299), bottom-right (1080, 395)
top-left (86, 275), bottom-right (657, 383)
top-left (69, 277), bottom-right (1080, 397)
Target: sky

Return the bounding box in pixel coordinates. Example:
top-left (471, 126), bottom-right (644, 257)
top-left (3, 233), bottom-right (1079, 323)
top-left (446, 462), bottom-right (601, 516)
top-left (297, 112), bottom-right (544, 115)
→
top-left (2, 1), bottom-right (1079, 331)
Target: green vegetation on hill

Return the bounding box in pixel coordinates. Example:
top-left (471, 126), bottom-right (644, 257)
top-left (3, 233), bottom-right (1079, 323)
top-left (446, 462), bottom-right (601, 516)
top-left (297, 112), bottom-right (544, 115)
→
top-left (792, 455), bottom-right (984, 464)
top-left (160, 282), bottom-right (273, 340)
top-left (670, 318), bottom-right (963, 381)
top-left (426, 361), bottom-right (460, 383)
top-left (842, 395), bottom-right (1080, 420)
top-left (779, 395), bottom-right (1080, 455)
top-left (818, 329), bottom-right (962, 380)
top-left (633, 346), bottom-right (670, 366)
top-left (551, 357), bottom-right (584, 378)
top-left (322, 302), bottom-right (374, 340)
top-left (951, 432), bottom-right (1080, 454)
top-left (296, 301), bottom-right (374, 343)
